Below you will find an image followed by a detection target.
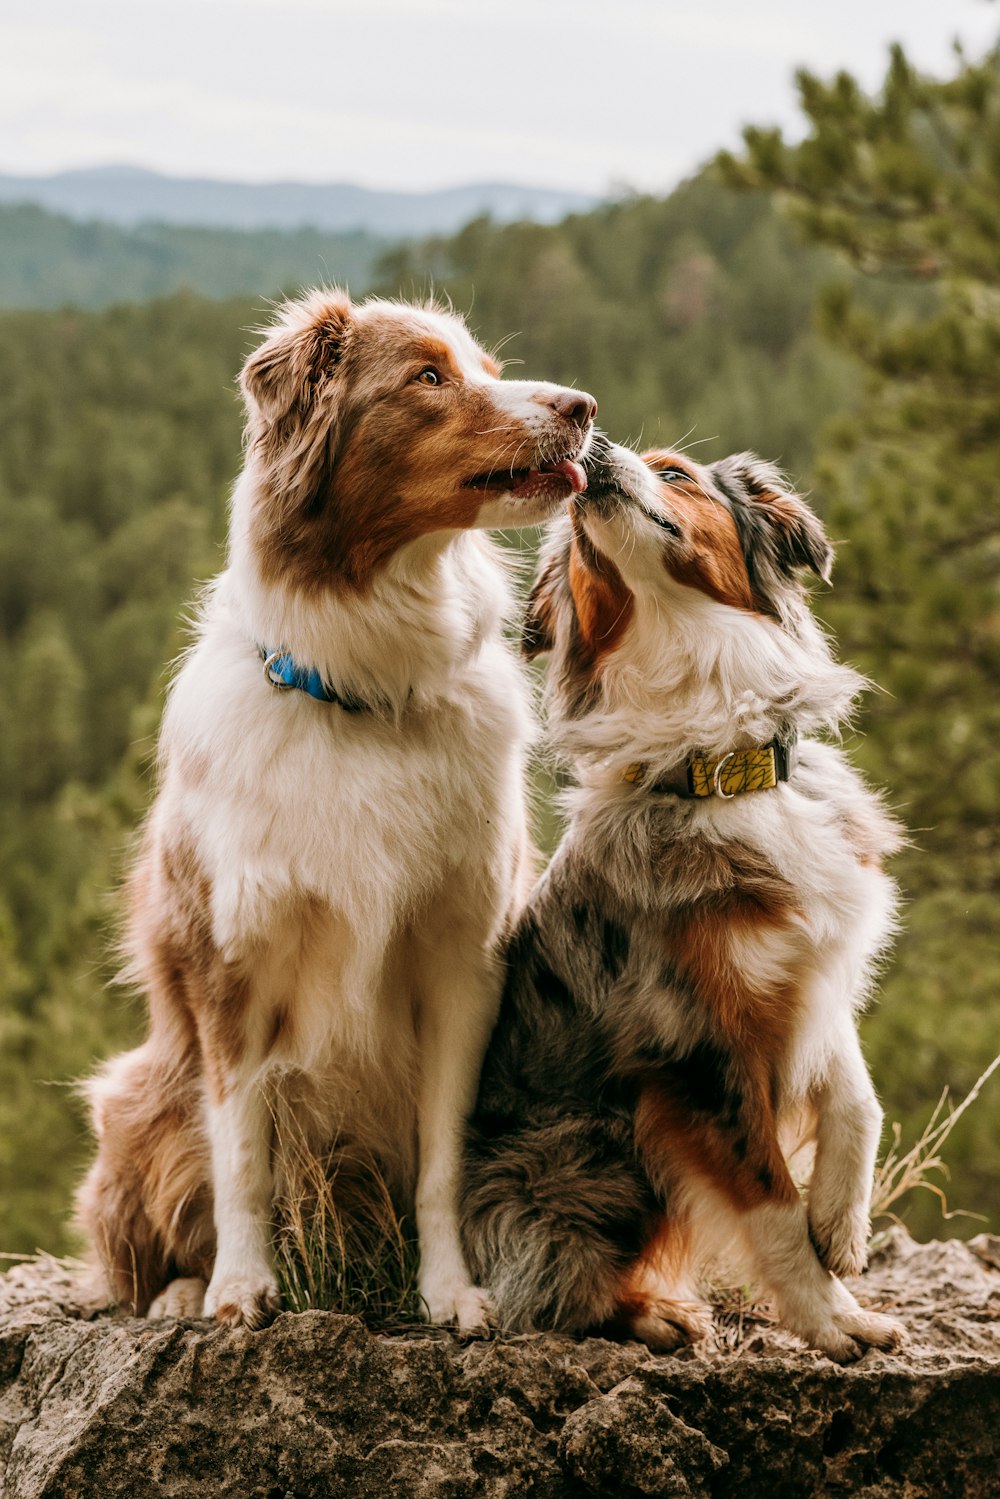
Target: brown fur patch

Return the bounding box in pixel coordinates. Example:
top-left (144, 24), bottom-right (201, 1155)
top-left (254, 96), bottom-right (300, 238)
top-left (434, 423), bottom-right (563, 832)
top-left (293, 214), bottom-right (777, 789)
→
top-left (642, 448), bottom-right (755, 611)
top-left (242, 291), bottom-right (352, 425)
top-left (669, 910), bottom-right (801, 1047)
top-left (309, 380), bottom-right (502, 589)
top-left (631, 839), bottom-right (805, 1213)
top-left (195, 972), bottom-right (253, 1104)
top-left (146, 832), bottom-right (252, 1100)
top-left (635, 1071), bottom-right (799, 1214)
top-left (566, 517), bottom-right (635, 666)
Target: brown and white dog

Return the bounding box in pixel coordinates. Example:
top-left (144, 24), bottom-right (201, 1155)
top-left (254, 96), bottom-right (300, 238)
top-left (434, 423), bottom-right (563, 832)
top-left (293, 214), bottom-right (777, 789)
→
top-left (462, 437), bottom-right (906, 1361)
top-left (76, 287), bottom-right (596, 1330)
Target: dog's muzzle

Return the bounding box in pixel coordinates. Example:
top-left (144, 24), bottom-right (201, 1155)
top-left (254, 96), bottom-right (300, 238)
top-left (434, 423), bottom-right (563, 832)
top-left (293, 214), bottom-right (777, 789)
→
top-left (578, 434), bottom-right (639, 513)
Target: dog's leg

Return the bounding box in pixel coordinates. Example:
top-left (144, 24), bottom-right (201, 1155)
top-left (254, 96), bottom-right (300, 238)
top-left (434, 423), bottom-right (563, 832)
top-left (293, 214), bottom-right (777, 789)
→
top-left (412, 927), bottom-right (500, 1331)
top-left (75, 1038), bottom-right (216, 1316)
top-left (202, 1069), bottom-right (281, 1329)
top-left (740, 1196), bottom-right (904, 1361)
top-left (636, 1073), bottom-right (904, 1362)
top-left (806, 1026), bottom-right (883, 1277)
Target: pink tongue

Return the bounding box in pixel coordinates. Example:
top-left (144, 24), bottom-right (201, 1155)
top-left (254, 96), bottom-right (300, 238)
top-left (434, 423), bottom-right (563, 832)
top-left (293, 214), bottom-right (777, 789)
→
top-left (543, 459), bottom-right (587, 492)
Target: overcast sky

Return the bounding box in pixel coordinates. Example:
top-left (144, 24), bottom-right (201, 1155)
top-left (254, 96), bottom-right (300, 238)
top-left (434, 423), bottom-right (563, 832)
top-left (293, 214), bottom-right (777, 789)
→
top-left (2, 0), bottom-right (997, 194)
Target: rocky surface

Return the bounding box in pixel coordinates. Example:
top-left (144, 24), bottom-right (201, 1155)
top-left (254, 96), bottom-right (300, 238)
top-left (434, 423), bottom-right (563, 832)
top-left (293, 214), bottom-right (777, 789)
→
top-left (1, 1229), bottom-right (998, 1498)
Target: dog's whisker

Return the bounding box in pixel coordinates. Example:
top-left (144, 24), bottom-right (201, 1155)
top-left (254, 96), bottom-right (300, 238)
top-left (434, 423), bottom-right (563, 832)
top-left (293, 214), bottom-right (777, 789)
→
top-left (671, 432), bottom-right (719, 455)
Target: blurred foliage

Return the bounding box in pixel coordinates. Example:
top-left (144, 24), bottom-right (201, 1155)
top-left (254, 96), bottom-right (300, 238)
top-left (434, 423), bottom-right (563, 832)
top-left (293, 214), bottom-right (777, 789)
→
top-left (1, 41), bottom-right (997, 1252)
top-left (0, 203), bottom-right (385, 309)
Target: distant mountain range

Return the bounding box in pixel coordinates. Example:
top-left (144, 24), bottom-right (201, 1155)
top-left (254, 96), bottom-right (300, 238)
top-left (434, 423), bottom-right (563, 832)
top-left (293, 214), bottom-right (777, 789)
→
top-left (0, 166), bottom-right (600, 235)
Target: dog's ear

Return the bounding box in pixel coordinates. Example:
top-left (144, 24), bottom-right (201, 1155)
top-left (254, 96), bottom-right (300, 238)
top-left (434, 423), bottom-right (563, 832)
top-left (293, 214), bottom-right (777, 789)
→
top-left (241, 291), bottom-right (353, 515)
top-left (241, 290), bottom-right (353, 426)
top-left (521, 539), bottom-right (568, 660)
top-left (714, 454), bottom-right (833, 615)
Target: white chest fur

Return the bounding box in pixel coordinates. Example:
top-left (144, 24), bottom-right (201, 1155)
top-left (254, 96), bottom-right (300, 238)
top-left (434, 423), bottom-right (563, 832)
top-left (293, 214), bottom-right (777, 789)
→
top-left (150, 536), bottom-right (532, 1125)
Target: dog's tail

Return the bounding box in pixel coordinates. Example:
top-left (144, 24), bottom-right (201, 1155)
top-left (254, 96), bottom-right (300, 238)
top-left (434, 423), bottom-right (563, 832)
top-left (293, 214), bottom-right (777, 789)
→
top-left (461, 1113), bottom-right (655, 1334)
top-left (74, 1040), bottom-right (214, 1314)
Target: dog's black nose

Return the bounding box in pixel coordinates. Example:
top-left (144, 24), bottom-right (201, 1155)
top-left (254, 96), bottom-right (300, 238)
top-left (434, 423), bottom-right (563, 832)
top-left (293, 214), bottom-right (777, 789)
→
top-left (549, 389), bottom-right (598, 427)
top-left (580, 432), bottom-right (620, 500)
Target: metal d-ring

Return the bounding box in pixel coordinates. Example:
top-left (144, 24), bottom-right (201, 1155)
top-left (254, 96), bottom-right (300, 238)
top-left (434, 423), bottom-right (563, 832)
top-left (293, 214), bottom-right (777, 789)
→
top-left (713, 750), bottom-right (738, 799)
top-left (262, 650), bottom-right (294, 689)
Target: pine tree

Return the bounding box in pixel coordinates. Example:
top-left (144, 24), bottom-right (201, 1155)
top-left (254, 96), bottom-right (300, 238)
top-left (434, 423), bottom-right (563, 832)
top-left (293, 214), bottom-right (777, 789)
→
top-left (720, 43), bottom-right (1000, 1232)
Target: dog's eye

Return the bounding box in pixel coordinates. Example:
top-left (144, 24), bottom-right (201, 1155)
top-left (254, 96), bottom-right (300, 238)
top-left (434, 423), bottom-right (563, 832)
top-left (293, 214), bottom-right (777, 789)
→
top-left (416, 367), bottom-right (442, 386)
top-left (649, 511), bottom-right (682, 538)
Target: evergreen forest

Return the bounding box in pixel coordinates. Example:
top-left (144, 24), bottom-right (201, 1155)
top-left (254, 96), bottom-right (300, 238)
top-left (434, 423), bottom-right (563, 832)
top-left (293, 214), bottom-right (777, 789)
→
top-left (0, 204), bottom-right (386, 308)
top-left (1, 42), bottom-right (997, 1257)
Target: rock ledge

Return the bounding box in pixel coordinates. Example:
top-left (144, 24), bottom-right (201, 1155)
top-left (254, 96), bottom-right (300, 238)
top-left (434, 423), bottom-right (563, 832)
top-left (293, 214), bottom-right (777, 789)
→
top-left (1, 1229), bottom-right (998, 1497)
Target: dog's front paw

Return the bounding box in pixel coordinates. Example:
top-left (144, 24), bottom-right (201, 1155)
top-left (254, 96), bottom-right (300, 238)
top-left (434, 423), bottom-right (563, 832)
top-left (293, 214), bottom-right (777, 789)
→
top-left (204, 1270), bottom-right (281, 1329)
top-left (807, 1324), bottom-right (866, 1364)
top-left (420, 1275), bottom-right (495, 1332)
top-left (804, 1304), bottom-right (906, 1363)
top-left (837, 1305), bottom-right (907, 1355)
top-left (810, 1209), bottom-right (870, 1280)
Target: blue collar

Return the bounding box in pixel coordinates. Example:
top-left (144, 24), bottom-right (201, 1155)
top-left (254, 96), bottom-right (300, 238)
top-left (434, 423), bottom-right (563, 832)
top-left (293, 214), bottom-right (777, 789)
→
top-left (259, 647), bottom-right (369, 712)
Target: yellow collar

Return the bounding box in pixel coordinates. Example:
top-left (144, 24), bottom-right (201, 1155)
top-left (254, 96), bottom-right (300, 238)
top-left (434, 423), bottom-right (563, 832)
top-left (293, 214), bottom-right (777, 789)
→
top-left (622, 736), bottom-right (797, 800)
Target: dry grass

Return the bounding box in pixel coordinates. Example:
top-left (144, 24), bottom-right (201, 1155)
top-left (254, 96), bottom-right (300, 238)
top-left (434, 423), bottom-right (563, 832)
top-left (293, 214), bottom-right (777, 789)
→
top-left (710, 1283), bottom-right (777, 1351)
top-left (871, 1053), bottom-right (1000, 1232)
top-left (270, 1116), bottom-right (422, 1328)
